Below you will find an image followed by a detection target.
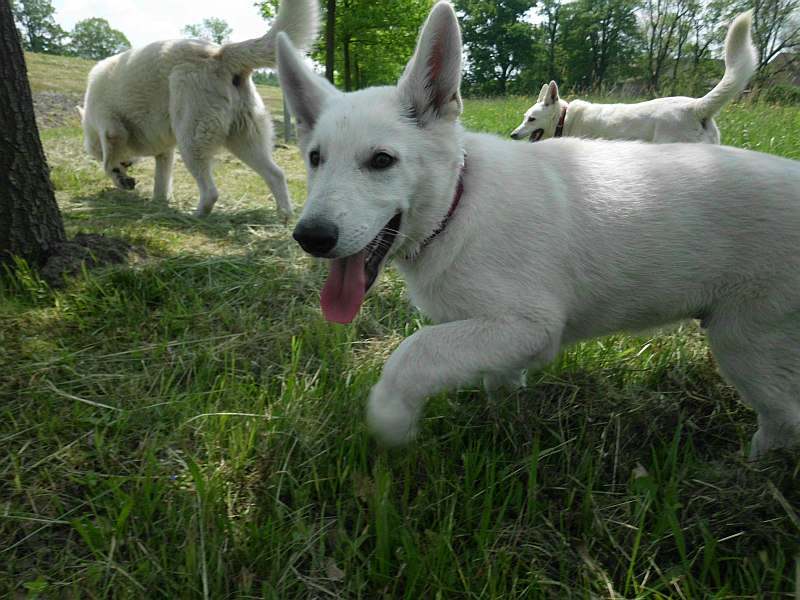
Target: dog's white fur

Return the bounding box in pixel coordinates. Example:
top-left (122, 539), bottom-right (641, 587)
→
top-left (511, 11), bottom-right (756, 145)
top-left (78, 0), bottom-right (319, 216)
top-left (279, 2), bottom-right (800, 458)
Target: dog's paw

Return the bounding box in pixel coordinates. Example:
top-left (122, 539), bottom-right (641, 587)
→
top-left (366, 383), bottom-right (418, 446)
top-left (278, 207), bottom-right (294, 224)
top-left (194, 193), bottom-right (218, 217)
top-left (114, 175), bottom-right (136, 190)
top-left (748, 423), bottom-right (800, 460)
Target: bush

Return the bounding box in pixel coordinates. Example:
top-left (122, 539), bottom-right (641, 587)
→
top-left (763, 83), bottom-right (800, 106)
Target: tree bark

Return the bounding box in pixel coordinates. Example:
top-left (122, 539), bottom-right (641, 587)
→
top-left (0, 0), bottom-right (66, 267)
top-left (325, 0), bottom-right (336, 83)
top-left (342, 35), bottom-right (351, 91)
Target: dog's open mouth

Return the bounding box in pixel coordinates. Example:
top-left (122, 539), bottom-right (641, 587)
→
top-left (320, 212), bottom-right (402, 324)
top-left (529, 128), bottom-right (544, 142)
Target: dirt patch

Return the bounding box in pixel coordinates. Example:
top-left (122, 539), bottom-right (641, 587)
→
top-left (33, 92), bottom-right (83, 129)
top-left (40, 233), bottom-right (146, 286)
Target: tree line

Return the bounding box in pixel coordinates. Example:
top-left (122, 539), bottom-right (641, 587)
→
top-left (12, 0), bottom-right (800, 94)
top-left (11, 0), bottom-right (131, 59)
top-left (261, 0), bottom-right (799, 97)
top-left (11, 0), bottom-right (236, 61)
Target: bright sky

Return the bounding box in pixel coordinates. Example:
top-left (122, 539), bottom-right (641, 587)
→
top-left (52, 0), bottom-right (272, 48)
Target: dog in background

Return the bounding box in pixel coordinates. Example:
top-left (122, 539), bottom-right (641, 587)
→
top-left (78, 0), bottom-right (319, 217)
top-left (279, 2), bottom-right (800, 459)
top-left (510, 11), bottom-right (756, 144)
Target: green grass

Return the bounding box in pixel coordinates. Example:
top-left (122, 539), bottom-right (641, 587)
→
top-left (463, 94), bottom-right (800, 159)
top-left (2, 55), bottom-right (800, 598)
top-left (25, 53), bottom-right (97, 95)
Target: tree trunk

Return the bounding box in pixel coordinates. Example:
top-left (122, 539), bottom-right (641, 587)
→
top-left (0, 0), bottom-right (66, 267)
top-left (342, 36), bottom-right (351, 91)
top-left (325, 0), bottom-right (336, 83)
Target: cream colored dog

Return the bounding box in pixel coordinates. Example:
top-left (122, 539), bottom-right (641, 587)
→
top-left (78, 0), bottom-right (319, 217)
top-left (511, 11), bottom-right (756, 144)
top-left (280, 2), bottom-right (800, 458)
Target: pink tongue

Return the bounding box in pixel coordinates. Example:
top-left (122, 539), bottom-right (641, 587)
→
top-left (320, 251), bottom-right (367, 323)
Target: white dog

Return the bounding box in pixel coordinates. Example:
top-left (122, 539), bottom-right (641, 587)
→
top-left (279, 2), bottom-right (800, 458)
top-left (78, 0), bottom-right (319, 217)
top-left (510, 11), bottom-right (756, 144)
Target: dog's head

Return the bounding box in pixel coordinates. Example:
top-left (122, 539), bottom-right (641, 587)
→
top-left (510, 81), bottom-right (563, 142)
top-left (278, 1), bottom-right (465, 323)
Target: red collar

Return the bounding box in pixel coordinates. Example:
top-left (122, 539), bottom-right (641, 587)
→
top-left (414, 162), bottom-right (465, 256)
top-left (554, 105), bottom-right (567, 138)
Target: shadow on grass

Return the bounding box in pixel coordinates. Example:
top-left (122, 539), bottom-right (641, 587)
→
top-left (58, 185), bottom-right (413, 324)
top-left (64, 186), bottom-right (295, 253)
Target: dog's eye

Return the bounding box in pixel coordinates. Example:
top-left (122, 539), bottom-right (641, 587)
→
top-left (370, 152), bottom-right (395, 170)
top-left (309, 149), bottom-right (321, 167)
top-left (527, 116), bottom-right (536, 122)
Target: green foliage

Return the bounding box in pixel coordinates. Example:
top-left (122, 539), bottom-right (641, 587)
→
top-left (11, 0), bottom-right (66, 54)
top-left (259, 0), bottom-right (281, 19)
top-left (330, 0), bottom-right (433, 89)
top-left (763, 82), bottom-right (800, 105)
top-left (252, 69), bottom-right (279, 86)
top-left (68, 18), bottom-right (130, 60)
top-left (560, 0), bottom-right (641, 91)
top-left (455, 0), bottom-right (536, 95)
top-left (260, 0), bottom-right (433, 90)
top-left (182, 17), bottom-right (233, 45)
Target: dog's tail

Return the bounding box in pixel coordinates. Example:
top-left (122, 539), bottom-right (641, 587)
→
top-left (220, 0), bottom-right (319, 72)
top-left (693, 11), bottom-right (757, 119)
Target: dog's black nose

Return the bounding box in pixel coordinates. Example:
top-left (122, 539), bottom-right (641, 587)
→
top-left (293, 220), bottom-right (339, 256)
top-left (510, 131), bottom-right (520, 140)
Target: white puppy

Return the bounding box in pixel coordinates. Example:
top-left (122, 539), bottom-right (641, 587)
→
top-left (279, 2), bottom-right (800, 458)
top-left (78, 0), bottom-right (319, 217)
top-left (511, 11), bottom-right (756, 144)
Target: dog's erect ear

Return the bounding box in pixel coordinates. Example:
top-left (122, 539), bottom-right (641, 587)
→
top-left (76, 105), bottom-right (85, 121)
top-left (398, 1), bottom-right (463, 125)
top-left (537, 83), bottom-right (548, 103)
top-left (276, 32), bottom-right (340, 142)
top-left (544, 81), bottom-right (559, 106)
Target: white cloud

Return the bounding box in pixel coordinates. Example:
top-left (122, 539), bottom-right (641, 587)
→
top-left (52, 0), bottom-right (271, 48)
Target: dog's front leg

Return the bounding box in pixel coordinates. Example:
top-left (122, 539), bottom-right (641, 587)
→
top-left (367, 317), bottom-right (561, 445)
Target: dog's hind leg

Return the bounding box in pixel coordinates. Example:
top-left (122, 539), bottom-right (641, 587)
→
top-left (173, 120), bottom-right (220, 215)
top-left (152, 148), bottom-right (175, 202)
top-left (170, 87), bottom-right (225, 216)
top-left (706, 306), bottom-right (800, 458)
top-left (367, 315), bottom-right (562, 445)
top-left (181, 152), bottom-right (219, 216)
top-left (225, 121), bottom-right (293, 220)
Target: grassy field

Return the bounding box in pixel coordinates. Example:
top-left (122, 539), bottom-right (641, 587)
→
top-left (2, 54), bottom-right (799, 598)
